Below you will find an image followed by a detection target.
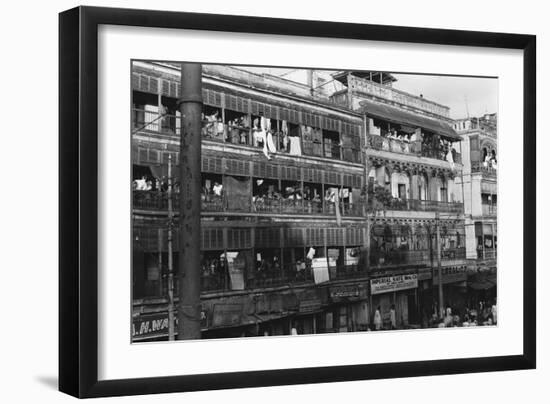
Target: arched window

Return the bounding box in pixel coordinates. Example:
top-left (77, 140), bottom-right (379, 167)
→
top-left (417, 174), bottom-right (428, 201)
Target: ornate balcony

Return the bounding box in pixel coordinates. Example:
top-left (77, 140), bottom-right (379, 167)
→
top-left (472, 161), bottom-right (497, 178)
top-left (367, 134), bottom-right (462, 165)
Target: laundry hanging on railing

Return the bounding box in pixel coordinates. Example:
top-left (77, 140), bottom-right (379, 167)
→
top-left (289, 136), bottom-right (301, 156)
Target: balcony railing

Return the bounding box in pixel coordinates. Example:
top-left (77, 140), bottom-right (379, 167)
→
top-left (370, 247), bottom-right (465, 267)
top-left (367, 134), bottom-right (461, 164)
top-left (376, 198), bottom-right (464, 214)
top-left (472, 161), bottom-right (497, 177)
top-left (133, 109), bottom-right (356, 162)
top-left (482, 203), bottom-right (497, 216)
top-left (134, 191), bottom-right (463, 216)
top-left (370, 249), bottom-right (431, 267)
top-left (333, 264), bottom-right (366, 280)
top-left (133, 109), bottom-right (179, 135)
top-left (477, 249), bottom-right (496, 260)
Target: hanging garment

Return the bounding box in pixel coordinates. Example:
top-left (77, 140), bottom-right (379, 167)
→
top-left (446, 149), bottom-right (455, 170)
top-left (282, 134), bottom-right (289, 151)
top-left (289, 136), bottom-right (302, 155)
top-left (311, 258), bottom-right (330, 284)
top-left (374, 310), bottom-right (382, 330)
top-left (334, 191), bottom-right (342, 226)
top-left (281, 120), bottom-right (288, 135)
top-left (260, 116), bottom-right (271, 132)
top-left (262, 140), bottom-right (271, 160)
top-left (266, 131), bottom-right (277, 153)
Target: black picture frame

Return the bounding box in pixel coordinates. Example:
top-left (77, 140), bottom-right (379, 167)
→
top-left (59, 6), bottom-right (536, 398)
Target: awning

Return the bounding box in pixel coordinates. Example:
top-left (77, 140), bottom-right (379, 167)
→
top-left (358, 99), bottom-right (460, 140)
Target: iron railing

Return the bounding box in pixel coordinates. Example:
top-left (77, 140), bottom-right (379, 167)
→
top-left (482, 203), bottom-right (497, 216)
top-left (373, 198), bottom-right (464, 214)
top-left (367, 135), bottom-right (461, 164)
top-left (134, 191), bottom-right (463, 216)
top-left (472, 161), bottom-right (497, 177)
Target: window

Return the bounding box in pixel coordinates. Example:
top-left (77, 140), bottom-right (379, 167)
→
top-left (398, 183), bottom-right (407, 200)
top-left (440, 187), bottom-right (448, 202)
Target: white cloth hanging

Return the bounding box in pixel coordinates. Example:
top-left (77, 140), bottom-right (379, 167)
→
top-left (446, 149), bottom-right (455, 170)
top-left (266, 131), bottom-right (277, 153)
top-left (281, 120), bottom-right (288, 135)
top-left (289, 136), bottom-right (301, 155)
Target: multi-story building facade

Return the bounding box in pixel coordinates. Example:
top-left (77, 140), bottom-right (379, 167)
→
top-left (331, 71), bottom-right (468, 327)
top-left (453, 114), bottom-right (497, 304)
top-left (131, 63), bottom-right (472, 341)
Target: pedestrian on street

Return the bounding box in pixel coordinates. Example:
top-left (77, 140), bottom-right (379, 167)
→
top-left (374, 306), bottom-right (382, 330)
top-left (390, 304), bottom-right (397, 330)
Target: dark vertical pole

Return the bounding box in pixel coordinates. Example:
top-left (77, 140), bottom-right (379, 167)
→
top-left (177, 63), bottom-right (203, 340)
top-left (436, 212), bottom-right (444, 319)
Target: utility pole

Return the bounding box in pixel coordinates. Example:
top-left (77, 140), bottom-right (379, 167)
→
top-left (177, 63), bottom-right (203, 340)
top-left (435, 212), bottom-right (444, 319)
top-left (167, 155), bottom-right (175, 340)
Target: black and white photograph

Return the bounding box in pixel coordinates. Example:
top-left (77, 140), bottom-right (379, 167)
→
top-left (131, 61), bottom-right (498, 342)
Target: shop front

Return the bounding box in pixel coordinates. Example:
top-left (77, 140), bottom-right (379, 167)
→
top-left (290, 287), bottom-right (329, 334)
top-left (326, 283), bottom-right (370, 332)
top-left (433, 265), bottom-right (469, 314)
top-left (370, 273), bottom-right (419, 329)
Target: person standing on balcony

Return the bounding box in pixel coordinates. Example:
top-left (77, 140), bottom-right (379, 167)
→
top-left (213, 182), bottom-right (223, 197)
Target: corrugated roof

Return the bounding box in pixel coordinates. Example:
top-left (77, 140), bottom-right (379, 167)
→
top-left (358, 99), bottom-right (460, 140)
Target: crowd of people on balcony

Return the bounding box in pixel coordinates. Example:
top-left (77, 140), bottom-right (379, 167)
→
top-left (200, 110), bottom-right (303, 160)
top-left (252, 181), bottom-right (326, 213)
top-left (368, 121), bottom-right (458, 165)
top-left (370, 225), bottom-right (465, 266)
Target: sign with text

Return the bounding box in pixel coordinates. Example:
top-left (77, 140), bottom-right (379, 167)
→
top-left (370, 274), bottom-right (418, 295)
top-left (329, 284), bottom-right (367, 302)
top-left (132, 313), bottom-right (173, 340)
top-left (211, 303), bottom-right (243, 328)
top-left (132, 310), bottom-right (208, 340)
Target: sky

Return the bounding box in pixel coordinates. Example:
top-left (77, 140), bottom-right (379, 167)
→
top-left (240, 66), bottom-right (498, 120)
top-left (391, 73), bottom-right (498, 119)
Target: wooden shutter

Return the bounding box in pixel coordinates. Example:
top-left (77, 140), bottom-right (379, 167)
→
top-left (284, 228), bottom-right (305, 247)
top-left (255, 228), bottom-right (281, 248)
top-left (227, 229), bottom-right (251, 249)
top-left (306, 228), bottom-right (324, 246)
top-left (132, 73), bottom-right (140, 90)
top-left (202, 156), bottom-right (223, 174)
top-left (326, 228), bottom-right (344, 246)
top-left (225, 159), bottom-right (249, 176)
top-left (201, 228), bottom-right (224, 250)
top-left (280, 165), bottom-right (300, 181)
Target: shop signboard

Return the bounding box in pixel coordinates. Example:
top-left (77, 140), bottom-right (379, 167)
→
top-left (297, 288), bottom-right (324, 313)
top-left (132, 313), bottom-right (172, 340)
top-left (132, 310), bottom-right (208, 339)
top-left (370, 274), bottom-right (418, 295)
top-left (329, 284), bottom-right (367, 302)
top-left (299, 299), bottom-right (322, 313)
top-left (211, 303), bottom-right (243, 327)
